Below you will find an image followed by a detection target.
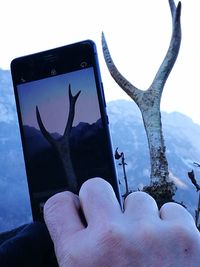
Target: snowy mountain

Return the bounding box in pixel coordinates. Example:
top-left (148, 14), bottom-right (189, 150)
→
top-left (1, 69), bottom-right (200, 232)
top-left (0, 69), bottom-right (17, 123)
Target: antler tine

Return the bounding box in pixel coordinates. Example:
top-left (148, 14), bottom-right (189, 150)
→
top-left (168, 0), bottom-right (176, 18)
top-left (150, 1), bottom-right (182, 95)
top-left (68, 84), bottom-right (81, 103)
top-left (36, 106), bottom-right (56, 145)
top-left (101, 32), bottom-right (142, 104)
top-left (63, 84), bottom-right (81, 137)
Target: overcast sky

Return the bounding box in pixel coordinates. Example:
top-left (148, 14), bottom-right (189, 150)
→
top-left (1, 0), bottom-right (200, 124)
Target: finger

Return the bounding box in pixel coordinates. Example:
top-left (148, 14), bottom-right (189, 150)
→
top-left (79, 178), bottom-right (122, 225)
top-left (160, 202), bottom-right (196, 225)
top-left (124, 191), bottom-right (159, 220)
top-left (44, 191), bottom-right (85, 243)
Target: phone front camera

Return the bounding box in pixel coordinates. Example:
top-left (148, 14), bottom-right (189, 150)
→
top-left (80, 62), bottom-right (87, 68)
top-left (51, 69), bottom-right (57, 75)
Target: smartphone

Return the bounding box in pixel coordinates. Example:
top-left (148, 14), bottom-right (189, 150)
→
top-left (11, 40), bottom-right (121, 221)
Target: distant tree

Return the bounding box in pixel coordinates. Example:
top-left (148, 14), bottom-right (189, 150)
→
top-left (115, 147), bottom-right (131, 198)
top-left (188, 166), bottom-right (200, 230)
top-left (102, 0), bottom-right (182, 207)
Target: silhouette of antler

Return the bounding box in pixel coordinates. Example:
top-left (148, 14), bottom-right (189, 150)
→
top-left (36, 84), bottom-right (81, 192)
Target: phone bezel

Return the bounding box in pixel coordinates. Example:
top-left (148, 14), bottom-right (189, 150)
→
top-left (11, 40), bottom-right (122, 220)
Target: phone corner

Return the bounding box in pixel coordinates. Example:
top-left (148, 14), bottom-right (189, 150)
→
top-left (10, 58), bottom-right (15, 71)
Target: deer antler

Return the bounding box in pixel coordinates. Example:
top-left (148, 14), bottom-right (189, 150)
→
top-left (102, 32), bottom-right (142, 106)
top-left (150, 1), bottom-right (181, 97)
top-left (36, 84), bottom-right (81, 192)
top-left (36, 84), bottom-right (81, 144)
top-left (102, 0), bottom-right (182, 207)
top-left (102, 0), bottom-right (181, 105)
top-left (63, 84), bottom-right (81, 137)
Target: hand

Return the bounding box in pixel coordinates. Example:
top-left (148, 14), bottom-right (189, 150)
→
top-left (44, 178), bottom-right (200, 267)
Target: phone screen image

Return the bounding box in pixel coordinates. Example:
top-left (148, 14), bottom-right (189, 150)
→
top-left (14, 60), bottom-right (119, 220)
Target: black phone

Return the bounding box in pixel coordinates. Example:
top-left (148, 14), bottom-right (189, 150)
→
top-left (11, 40), bottom-right (121, 220)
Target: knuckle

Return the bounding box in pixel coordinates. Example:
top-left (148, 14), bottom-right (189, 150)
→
top-left (136, 223), bottom-right (158, 246)
top-left (96, 222), bottom-right (125, 249)
top-left (169, 223), bottom-right (199, 246)
top-left (44, 191), bottom-right (76, 225)
top-left (56, 248), bottom-right (78, 267)
top-left (44, 191), bottom-right (74, 212)
top-left (80, 178), bottom-right (112, 197)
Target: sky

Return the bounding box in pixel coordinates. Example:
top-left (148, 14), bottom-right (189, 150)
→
top-left (1, 0), bottom-right (200, 125)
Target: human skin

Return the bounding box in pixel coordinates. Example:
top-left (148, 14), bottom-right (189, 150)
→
top-left (44, 178), bottom-right (200, 267)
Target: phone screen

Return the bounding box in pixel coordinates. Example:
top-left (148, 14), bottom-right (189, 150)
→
top-left (12, 42), bottom-right (120, 220)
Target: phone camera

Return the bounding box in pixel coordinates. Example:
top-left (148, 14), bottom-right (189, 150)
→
top-left (80, 61), bottom-right (87, 68)
top-left (51, 69), bottom-right (57, 75)
top-left (20, 77), bottom-right (26, 83)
